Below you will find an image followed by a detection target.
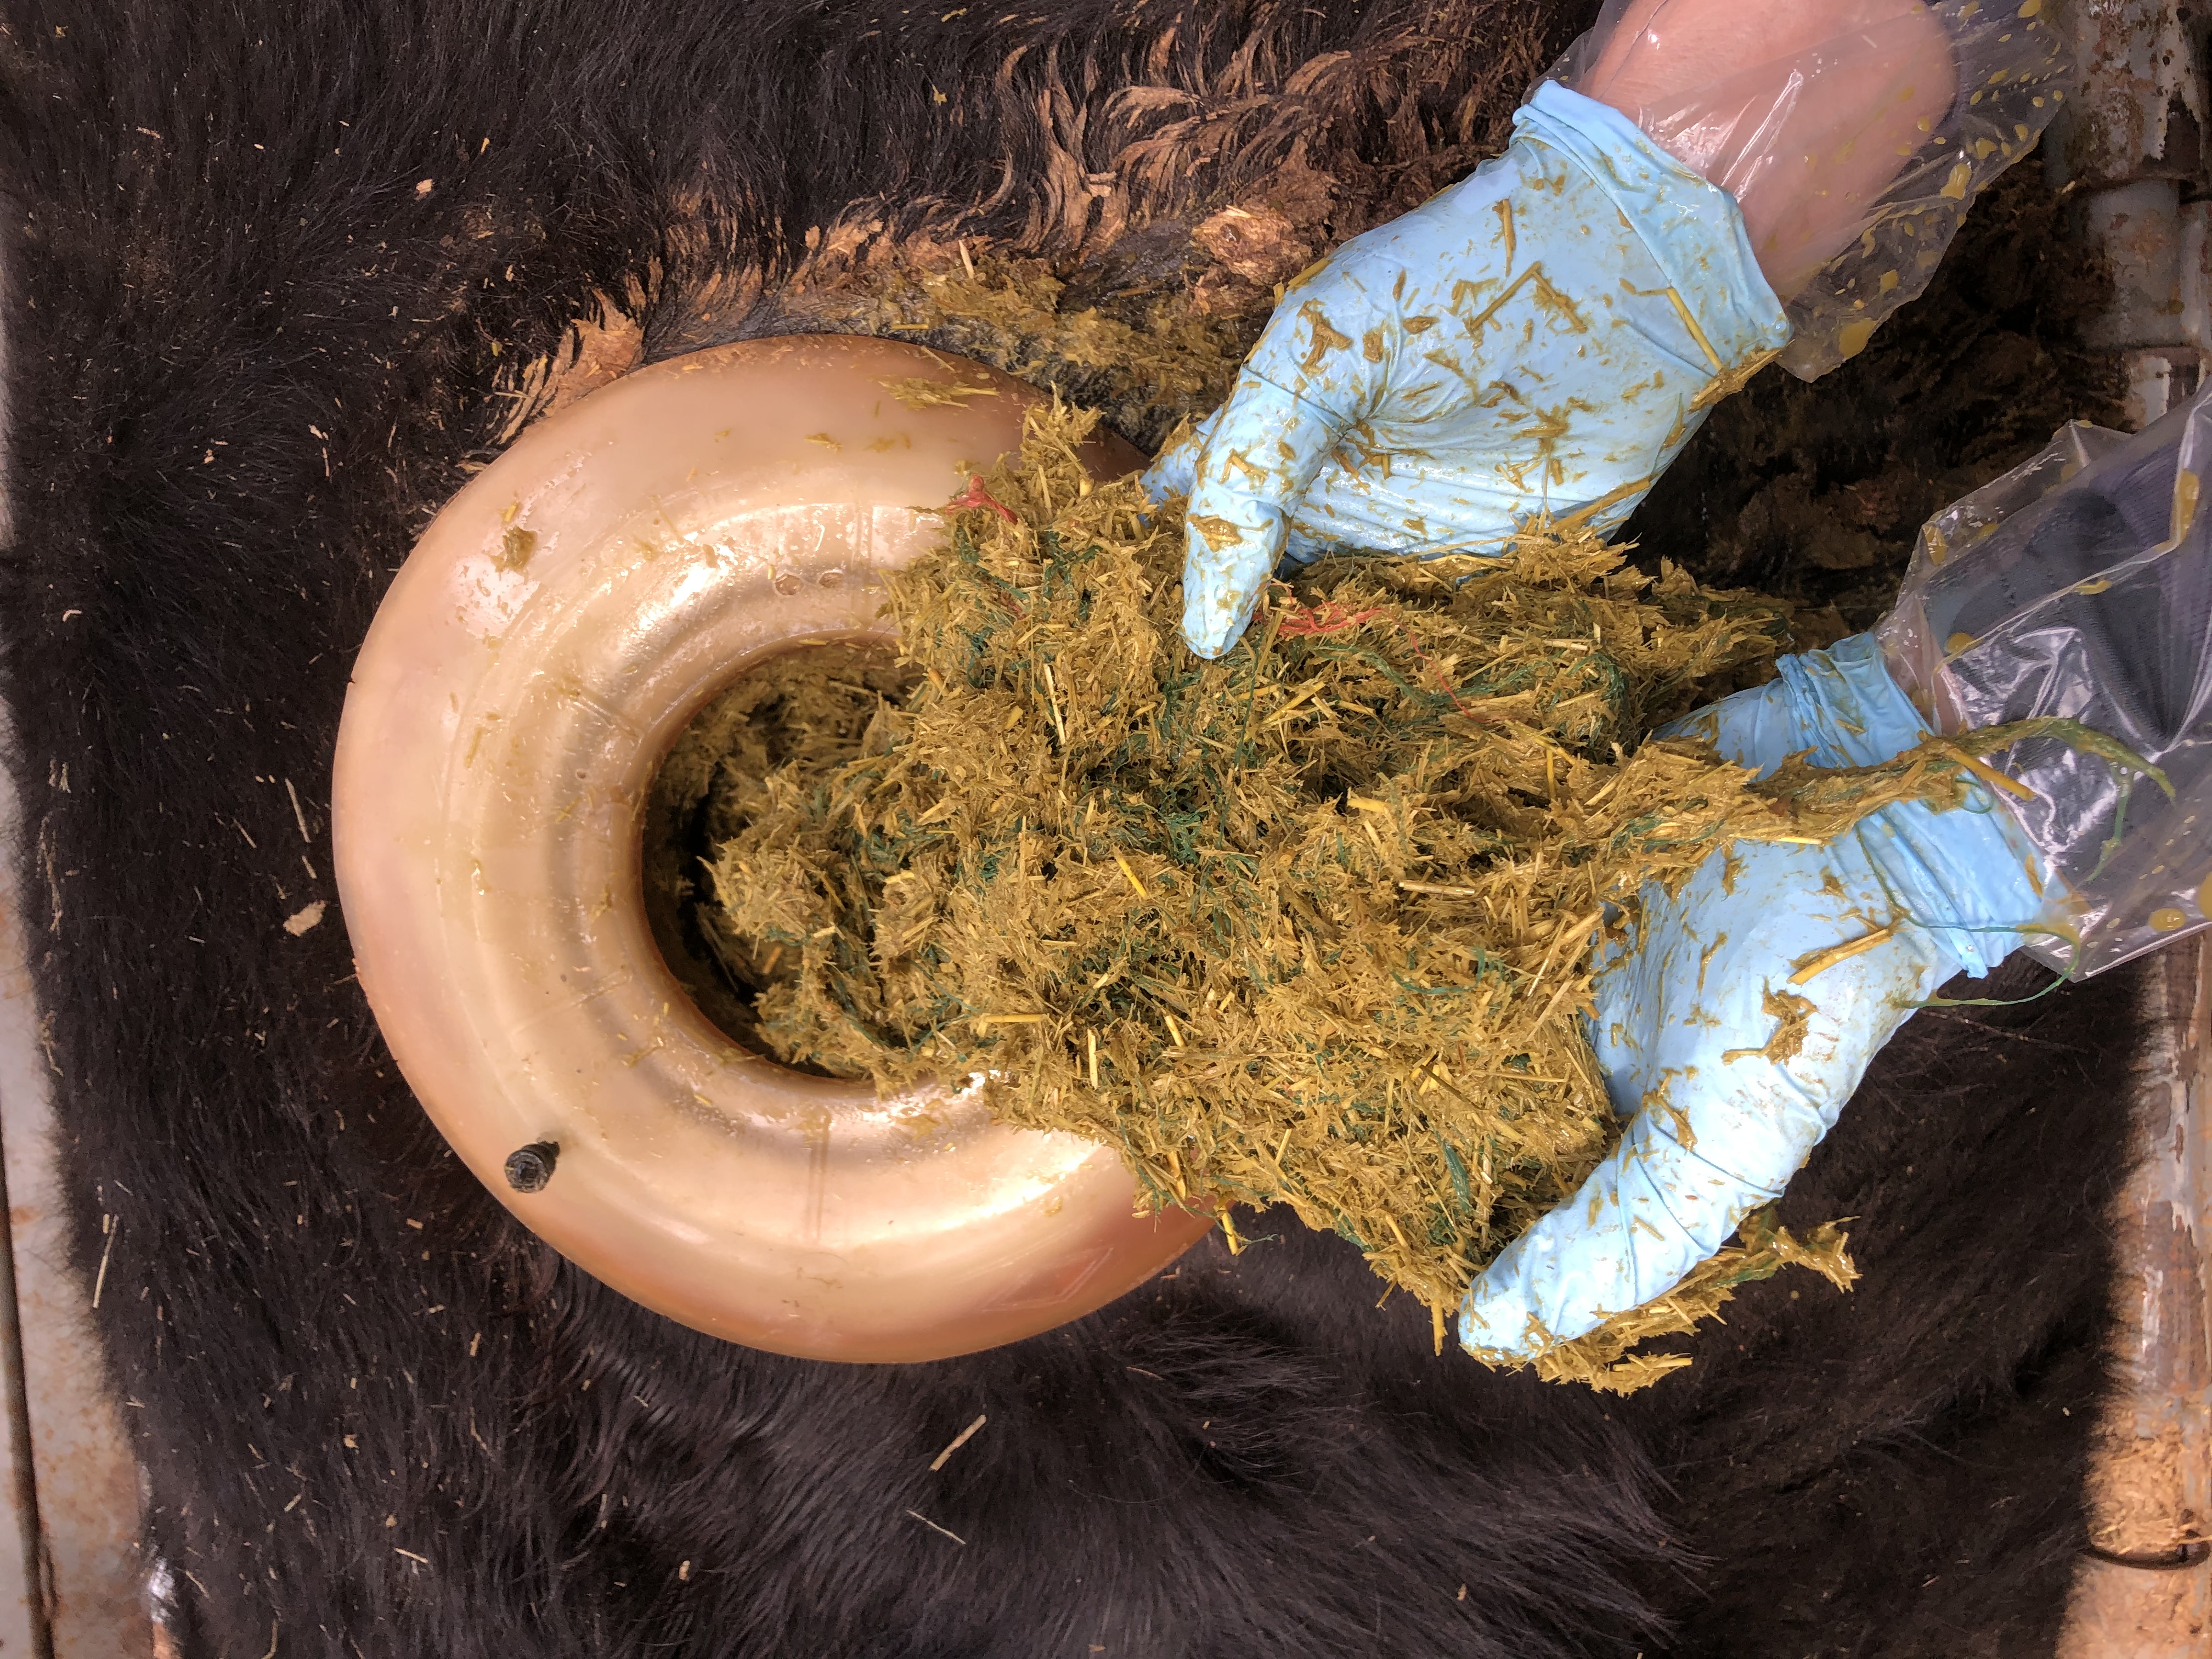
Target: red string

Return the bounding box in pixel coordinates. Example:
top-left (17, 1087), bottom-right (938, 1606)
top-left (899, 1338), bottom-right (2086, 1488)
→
top-left (949, 475), bottom-right (1019, 524)
top-left (1273, 601), bottom-right (1389, 637)
top-left (1265, 582), bottom-right (1479, 718)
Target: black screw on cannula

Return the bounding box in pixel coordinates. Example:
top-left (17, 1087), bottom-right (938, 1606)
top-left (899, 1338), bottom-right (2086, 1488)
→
top-left (504, 1141), bottom-right (560, 1193)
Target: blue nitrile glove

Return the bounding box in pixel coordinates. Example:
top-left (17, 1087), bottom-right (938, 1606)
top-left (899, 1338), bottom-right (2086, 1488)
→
top-left (1144, 80), bottom-right (1792, 658)
top-left (1457, 634), bottom-right (2055, 1359)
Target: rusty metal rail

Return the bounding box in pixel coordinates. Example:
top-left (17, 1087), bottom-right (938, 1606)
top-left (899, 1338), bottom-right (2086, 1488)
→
top-left (2049, 0), bottom-right (2210, 426)
top-left (2060, 939), bottom-right (2212, 1652)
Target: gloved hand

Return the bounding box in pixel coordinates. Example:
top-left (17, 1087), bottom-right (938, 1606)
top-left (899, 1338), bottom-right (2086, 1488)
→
top-left (1458, 634), bottom-right (2049, 1358)
top-left (1462, 394), bottom-right (2212, 1362)
top-left (1149, 0), bottom-right (2069, 658)
top-left (1149, 77), bottom-right (1792, 659)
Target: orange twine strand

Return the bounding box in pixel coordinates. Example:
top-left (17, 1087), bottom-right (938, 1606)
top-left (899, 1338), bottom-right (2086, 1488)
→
top-left (1263, 580), bottom-right (1479, 718)
top-left (949, 475), bottom-right (1019, 524)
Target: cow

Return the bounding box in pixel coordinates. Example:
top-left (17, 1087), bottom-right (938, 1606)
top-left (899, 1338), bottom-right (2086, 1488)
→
top-left (0, 1), bottom-right (2139, 1651)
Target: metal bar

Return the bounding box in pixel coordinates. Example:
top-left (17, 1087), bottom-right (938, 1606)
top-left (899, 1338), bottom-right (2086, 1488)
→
top-left (2059, 937), bottom-right (2212, 1654)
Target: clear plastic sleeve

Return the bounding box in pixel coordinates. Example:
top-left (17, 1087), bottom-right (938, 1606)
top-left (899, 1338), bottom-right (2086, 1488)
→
top-left (1876, 391), bottom-right (2212, 978)
top-left (1548, 0), bottom-right (2073, 380)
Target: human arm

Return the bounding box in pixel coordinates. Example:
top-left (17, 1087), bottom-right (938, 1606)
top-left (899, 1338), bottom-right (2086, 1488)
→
top-left (1151, 0), bottom-right (2067, 658)
top-left (1462, 394), bottom-right (2212, 1363)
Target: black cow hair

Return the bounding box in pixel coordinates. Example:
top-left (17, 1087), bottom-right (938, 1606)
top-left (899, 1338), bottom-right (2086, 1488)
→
top-left (0, 1), bottom-right (2135, 1653)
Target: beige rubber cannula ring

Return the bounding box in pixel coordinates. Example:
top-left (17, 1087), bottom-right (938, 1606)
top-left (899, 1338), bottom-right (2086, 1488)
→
top-left (331, 336), bottom-right (1210, 1362)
